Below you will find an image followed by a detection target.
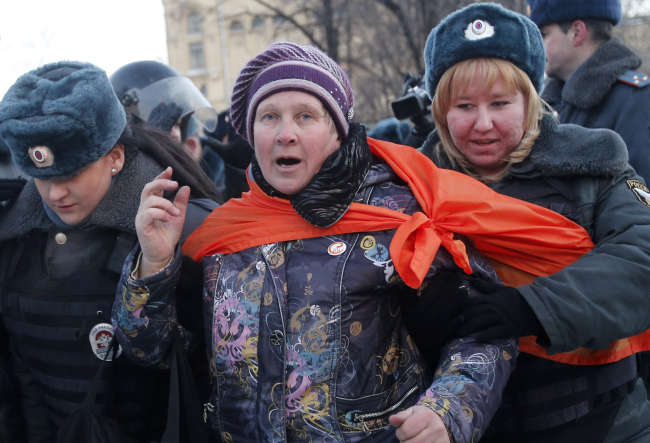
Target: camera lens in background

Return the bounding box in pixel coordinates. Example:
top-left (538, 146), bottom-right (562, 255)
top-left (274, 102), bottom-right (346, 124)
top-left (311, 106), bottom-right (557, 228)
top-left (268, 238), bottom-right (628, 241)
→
top-left (391, 85), bottom-right (432, 121)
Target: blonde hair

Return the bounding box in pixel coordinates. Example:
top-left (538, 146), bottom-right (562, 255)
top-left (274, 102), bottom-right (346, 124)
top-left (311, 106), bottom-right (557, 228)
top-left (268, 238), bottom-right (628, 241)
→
top-left (433, 58), bottom-right (548, 182)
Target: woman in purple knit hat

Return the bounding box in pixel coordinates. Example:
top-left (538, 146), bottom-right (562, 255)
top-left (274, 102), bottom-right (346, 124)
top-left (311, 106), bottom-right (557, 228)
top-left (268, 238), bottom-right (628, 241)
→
top-left (111, 42), bottom-right (522, 443)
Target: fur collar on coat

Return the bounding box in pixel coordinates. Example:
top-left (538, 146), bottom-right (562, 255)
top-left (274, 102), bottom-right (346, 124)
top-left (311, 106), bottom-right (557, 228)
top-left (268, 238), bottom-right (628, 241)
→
top-left (421, 114), bottom-right (629, 179)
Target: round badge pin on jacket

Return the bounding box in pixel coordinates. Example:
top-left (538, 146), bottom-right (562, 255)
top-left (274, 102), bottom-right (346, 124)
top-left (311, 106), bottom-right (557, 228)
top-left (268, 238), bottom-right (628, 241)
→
top-left (328, 241), bottom-right (347, 256)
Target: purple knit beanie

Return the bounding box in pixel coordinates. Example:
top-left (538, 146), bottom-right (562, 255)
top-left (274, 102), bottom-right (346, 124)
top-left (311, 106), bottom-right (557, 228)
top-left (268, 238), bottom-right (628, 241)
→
top-left (230, 42), bottom-right (354, 143)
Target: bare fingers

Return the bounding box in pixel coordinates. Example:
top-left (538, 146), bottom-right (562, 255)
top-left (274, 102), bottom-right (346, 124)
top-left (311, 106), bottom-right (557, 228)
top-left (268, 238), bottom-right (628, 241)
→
top-left (140, 167), bottom-right (179, 204)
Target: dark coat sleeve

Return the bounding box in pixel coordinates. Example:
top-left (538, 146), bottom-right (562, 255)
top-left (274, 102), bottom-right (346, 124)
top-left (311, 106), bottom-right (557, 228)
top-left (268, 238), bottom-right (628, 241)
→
top-left (519, 166), bottom-right (650, 353)
top-left (180, 198), bottom-right (218, 244)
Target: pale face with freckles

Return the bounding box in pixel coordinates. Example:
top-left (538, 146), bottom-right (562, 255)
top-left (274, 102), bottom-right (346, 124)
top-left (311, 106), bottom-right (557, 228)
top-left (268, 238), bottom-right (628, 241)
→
top-left (446, 76), bottom-right (526, 177)
top-left (253, 91), bottom-right (341, 195)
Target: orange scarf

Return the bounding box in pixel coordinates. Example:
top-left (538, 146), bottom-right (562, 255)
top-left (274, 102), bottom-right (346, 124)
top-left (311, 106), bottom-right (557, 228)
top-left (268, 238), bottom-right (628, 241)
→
top-left (183, 138), bottom-right (650, 364)
top-left (184, 139), bottom-right (593, 285)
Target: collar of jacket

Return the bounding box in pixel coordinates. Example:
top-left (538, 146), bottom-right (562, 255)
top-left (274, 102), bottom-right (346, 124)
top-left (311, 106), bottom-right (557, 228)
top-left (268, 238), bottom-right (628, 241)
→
top-left (251, 122), bottom-right (371, 228)
top-left (541, 37), bottom-right (642, 109)
top-left (0, 148), bottom-right (164, 241)
top-left (420, 114), bottom-right (628, 178)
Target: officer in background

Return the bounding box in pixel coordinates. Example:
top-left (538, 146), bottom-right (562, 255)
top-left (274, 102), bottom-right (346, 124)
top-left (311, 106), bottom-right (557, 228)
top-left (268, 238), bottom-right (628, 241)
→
top-left (109, 61), bottom-right (224, 183)
top-left (110, 61), bottom-right (217, 138)
top-left (528, 0), bottom-right (650, 182)
top-left (110, 61), bottom-right (253, 201)
top-left (181, 115), bottom-right (225, 193)
top-left (200, 109), bottom-right (254, 201)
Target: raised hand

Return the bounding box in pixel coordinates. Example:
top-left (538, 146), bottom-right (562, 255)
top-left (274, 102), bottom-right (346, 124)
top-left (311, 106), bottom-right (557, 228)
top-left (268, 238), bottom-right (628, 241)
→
top-left (135, 167), bottom-right (190, 278)
top-left (389, 406), bottom-right (451, 443)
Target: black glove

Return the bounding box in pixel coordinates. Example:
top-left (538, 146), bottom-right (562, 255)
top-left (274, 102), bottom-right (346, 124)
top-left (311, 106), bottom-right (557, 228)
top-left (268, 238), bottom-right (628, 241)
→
top-left (175, 255), bottom-right (204, 334)
top-left (0, 178), bottom-right (26, 202)
top-left (400, 269), bottom-right (469, 369)
top-left (451, 279), bottom-right (546, 343)
top-left (146, 103), bottom-right (183, 133)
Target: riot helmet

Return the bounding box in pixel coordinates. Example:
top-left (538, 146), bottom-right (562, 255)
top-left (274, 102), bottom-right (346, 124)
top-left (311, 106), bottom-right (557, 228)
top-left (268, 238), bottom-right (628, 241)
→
top-left (109, 61), bottom-right (217, 134)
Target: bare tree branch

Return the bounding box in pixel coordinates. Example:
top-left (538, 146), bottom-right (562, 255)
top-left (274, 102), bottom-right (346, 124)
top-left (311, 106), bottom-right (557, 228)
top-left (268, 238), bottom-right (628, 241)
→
top-left (250, 0), bottom-right (326, 53)
top-left (373, 0), bottom-right (424, 72)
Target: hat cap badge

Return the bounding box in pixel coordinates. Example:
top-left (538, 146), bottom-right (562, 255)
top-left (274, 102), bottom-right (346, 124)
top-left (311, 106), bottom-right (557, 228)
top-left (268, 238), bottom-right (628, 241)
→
top-left (465, 19), bottom-right (495, 41)
top-left (28, 146), bottom-right (54, 168)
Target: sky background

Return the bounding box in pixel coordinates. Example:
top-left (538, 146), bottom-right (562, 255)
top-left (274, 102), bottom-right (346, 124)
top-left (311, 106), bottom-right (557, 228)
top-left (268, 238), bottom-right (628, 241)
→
top-left (0, 0), bottom-right (168, 98)
top-left (2, 0), bottom-right (650, 100)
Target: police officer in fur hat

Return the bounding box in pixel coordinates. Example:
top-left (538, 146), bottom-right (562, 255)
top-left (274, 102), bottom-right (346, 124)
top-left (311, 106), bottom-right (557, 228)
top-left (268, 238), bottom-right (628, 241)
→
top-left (403, 3), bottom-right (650, 442)
top-left (527, 0), bottom-right (650, 183)
top-left (0, 61), bottom-right (219, 442)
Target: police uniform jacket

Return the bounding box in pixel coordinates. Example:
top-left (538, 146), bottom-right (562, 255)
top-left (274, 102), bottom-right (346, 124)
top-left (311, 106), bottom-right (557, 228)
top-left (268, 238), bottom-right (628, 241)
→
top-left (0, 148), bottom-right (218, 442)
top-left (542, 37), bottom-right (650, 183)
top-left (421, 115), bottom-right (650, 437)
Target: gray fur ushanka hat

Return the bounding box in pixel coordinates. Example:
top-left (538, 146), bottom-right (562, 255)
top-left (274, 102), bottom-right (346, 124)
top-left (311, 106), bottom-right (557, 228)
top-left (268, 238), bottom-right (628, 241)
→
top-left (424, 3), bottom-right (545, 97)
top-left (0, 61), bottom-right (126, 179)
top-left (527, 0), bottom-right (622, 29)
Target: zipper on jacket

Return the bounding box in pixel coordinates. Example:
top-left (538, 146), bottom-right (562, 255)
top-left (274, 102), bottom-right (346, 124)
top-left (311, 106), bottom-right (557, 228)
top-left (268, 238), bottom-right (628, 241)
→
top-left (204, 402), bottom-right (215, 423)
top-left (352, 385), bottom-right (419, 434)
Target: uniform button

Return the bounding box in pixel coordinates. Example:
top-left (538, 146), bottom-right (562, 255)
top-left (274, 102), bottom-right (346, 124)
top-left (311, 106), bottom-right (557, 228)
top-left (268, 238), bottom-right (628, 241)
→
top-left (270, 330), bottom-right (284, 346)
top-left (55, 233), bottom-right (67, 244)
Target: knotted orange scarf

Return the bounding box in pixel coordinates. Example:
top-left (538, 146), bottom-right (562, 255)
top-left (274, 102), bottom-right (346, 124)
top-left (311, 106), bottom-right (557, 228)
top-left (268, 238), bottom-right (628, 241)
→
top-left (184, 138), bottom-right (650, 364)
top-left (184, 139), bottom-right (593, 285)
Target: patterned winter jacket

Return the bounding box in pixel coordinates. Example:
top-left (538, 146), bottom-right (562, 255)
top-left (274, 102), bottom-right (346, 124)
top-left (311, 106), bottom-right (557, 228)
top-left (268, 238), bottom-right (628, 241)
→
top-left (112, 159), bottom-right (518, 443)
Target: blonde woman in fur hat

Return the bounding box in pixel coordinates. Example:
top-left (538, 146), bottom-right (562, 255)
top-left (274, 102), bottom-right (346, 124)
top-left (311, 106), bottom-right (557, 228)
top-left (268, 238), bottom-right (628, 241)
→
top-left (410, 3), bottom-right (650, 442)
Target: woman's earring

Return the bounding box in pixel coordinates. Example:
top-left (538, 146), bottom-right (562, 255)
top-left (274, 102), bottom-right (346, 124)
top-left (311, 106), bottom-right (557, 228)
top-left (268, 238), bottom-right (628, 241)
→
top-left (111, 168), bottom-right (118, 174)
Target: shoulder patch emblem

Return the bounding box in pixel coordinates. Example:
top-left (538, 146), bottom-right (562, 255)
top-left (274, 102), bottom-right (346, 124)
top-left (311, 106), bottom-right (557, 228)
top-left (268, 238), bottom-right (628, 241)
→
top-left (617, 70), bottom-right (650, 88)
top-left (627, 179), bottom-right (650, 207)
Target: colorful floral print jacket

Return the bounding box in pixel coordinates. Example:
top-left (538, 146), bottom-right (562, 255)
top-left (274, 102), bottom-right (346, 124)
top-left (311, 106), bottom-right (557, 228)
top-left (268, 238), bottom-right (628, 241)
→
top-left (112, 160), bottom-right (518, 443)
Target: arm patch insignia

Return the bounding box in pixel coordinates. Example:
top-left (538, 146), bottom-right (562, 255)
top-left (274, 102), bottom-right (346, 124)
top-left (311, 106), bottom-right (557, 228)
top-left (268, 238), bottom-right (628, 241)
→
top-left (627, 179), bottom-right (650, 207)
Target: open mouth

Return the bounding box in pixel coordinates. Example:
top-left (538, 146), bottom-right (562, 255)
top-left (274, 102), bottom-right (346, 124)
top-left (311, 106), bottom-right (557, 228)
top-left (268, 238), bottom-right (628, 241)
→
top-left (277, 158), bottom-right (301, 167)
top-left (472, 139), bottom-right (498, 146)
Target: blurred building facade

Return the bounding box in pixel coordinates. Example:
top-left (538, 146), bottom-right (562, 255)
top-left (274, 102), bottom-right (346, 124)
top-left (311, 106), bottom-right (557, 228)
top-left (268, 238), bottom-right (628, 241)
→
top-left (162, 0), bottom-right (650, 120)
top-left (162, 0), bottom-right (307, 112)
top-left (617, 15), bottom-right (650, 70)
